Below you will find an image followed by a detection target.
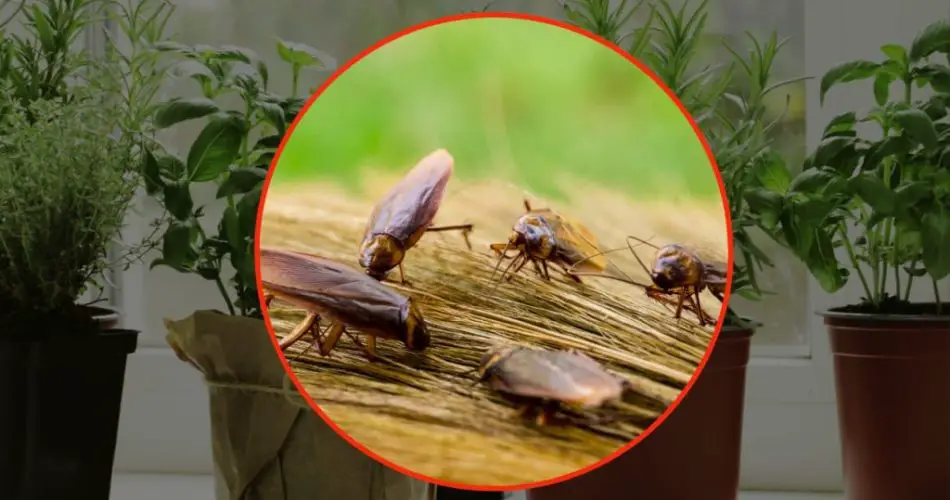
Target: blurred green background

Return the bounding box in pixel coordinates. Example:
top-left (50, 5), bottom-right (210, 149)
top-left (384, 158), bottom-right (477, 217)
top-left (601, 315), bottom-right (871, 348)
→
top-left (272, 17), bottom-right (720, 203)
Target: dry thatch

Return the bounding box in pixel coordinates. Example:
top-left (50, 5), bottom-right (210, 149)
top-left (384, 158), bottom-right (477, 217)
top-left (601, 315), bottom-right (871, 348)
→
top-left (259, 176), bottom-right (726, 487)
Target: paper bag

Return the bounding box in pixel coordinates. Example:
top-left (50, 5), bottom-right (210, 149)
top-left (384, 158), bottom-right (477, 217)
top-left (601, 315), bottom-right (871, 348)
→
top-left (165, 310), bottom-right (434, 500)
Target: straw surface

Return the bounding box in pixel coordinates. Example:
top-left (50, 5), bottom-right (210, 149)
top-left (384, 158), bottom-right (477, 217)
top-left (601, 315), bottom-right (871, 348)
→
top-left (259, 175), bottom-right (727, 486)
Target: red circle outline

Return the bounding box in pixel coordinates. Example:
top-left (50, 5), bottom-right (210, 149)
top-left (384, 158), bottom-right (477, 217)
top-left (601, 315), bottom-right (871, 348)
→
top-left (254, 11), bottom-right (734, 493)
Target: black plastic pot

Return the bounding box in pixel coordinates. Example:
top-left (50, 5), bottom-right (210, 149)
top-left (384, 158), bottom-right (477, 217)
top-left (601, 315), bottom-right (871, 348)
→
top-left (436, 488), bottom-right (505, 500)
top-left (0, 311), bottom-right (138, 500)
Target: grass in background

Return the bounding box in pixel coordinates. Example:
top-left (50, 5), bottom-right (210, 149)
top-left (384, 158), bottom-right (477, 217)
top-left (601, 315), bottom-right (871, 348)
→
top-left (273, 17), bottom-right (720, 204)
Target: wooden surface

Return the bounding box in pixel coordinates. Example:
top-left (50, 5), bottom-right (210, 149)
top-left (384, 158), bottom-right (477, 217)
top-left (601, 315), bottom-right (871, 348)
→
top-left (259, 177), bottom-right (726, 487)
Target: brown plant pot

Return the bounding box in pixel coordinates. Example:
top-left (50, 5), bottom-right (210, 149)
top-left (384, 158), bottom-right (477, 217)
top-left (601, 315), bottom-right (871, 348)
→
top-left (528, 324), bottom-right (754, 500)
top-left (823, 307), bottom-right (950, 500)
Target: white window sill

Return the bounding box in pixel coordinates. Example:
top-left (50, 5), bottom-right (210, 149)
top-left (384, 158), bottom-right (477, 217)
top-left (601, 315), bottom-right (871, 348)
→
top-left (111, 473), bottom-right (843, 500)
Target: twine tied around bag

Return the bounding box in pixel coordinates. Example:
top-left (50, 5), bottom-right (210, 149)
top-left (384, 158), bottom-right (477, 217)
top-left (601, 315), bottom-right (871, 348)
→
top-left (203, 374), bottom-right (311, 409)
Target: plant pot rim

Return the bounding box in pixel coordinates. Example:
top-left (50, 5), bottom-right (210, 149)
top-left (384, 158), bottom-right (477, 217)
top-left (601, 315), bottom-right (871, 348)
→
top-left (818, 304), bottom-right (950, 323)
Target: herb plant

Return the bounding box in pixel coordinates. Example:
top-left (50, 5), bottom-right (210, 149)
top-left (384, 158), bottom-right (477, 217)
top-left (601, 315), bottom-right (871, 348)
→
top-left (564, 0), bottom-right (806, 326)
top-left (0, 90), bottom-right (139, 335)
top-left (144, 38), bottom-right (335, 318)
top-left (746, 19), bottom-right (950, 314)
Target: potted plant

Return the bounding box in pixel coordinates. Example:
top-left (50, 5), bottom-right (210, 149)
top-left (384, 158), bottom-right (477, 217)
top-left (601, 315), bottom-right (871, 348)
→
top-left (740, 19), bottom-right (950, 500)
top-left (532, 1), bottom-right (802, 499)
top-left (133, 11), bottom-right (433, 498)
top-left (0, 1), bottom-right (161, 498)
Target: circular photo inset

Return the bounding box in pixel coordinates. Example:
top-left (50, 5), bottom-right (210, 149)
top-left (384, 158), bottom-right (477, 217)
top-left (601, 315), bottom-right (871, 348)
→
top-left (256, 13), bottom-right (732, 490)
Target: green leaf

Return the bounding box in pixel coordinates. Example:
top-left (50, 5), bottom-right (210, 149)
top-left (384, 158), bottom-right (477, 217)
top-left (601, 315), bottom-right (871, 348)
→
top-left (810, 136), bottom-right (857, 171)
top-left (162, 221), bottom-right (197, 271)
top-left (820, 60), bottom-right (880, 104)
top-left (142, 149), bottom-right (164, 195)
top-left (186, 113), bottom-right (246, 182)
top-left (788, 169), bottom-right (838, 195)
top-left (154, 97), bottom-right (220, 129)
top-left (862, 136), bottom-right (907, 172)
top-left (216, 166), bottom-right (267, 198)
top-left (806, 228), bottom-right (845, 293)
top-left (744, 188), bottom-right (784, 228)
top-left (170, 60), bottom-right (215, 84)
top-left (881, 44), bottom-right (908, 66)
top-left (221, 206), bottom-right (242, 253)
top-left (894, 181), bottom-right (931, 207)
top-left (163, 181), bottom-right (194, 220)
top-left (754, 155), bottom-right (792, 193)
top-left (30, 6), bottom-right (54, 53)
top-left (237, 184), bottom-right (262, 235)
top-left (849, 172), bottom-right (896, 215)
top-left (922, 206), bottom-right (950, 280)
top-left (156, 153), bottom-right (186, 183)
top-left (823, 112), bottom-right (857, 138)
top-left (893, 108), bottom-right (939, 149)
top-left (909, 20), bottom-right (950, 62)
top-left (275, 38), bottom-right (337, 68)
top-left (153, 41), bottom-right (193, 54)
top-left (255, 98), bottom-right (285, 134)
top-left (215, 45), bottom-right (256, 63)
top-left (873, 72), bottom-right (894, 106)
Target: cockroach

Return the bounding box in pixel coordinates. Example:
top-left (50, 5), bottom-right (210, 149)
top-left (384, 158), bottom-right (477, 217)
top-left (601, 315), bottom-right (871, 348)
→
top-left (488, 199), bottom-right (610, 284)
top-left (259, 247), bottom-right (430, 360)
top-left (475, 345), bottom-right (631, 426)
top-left (359, 149), bottom-right (474, 284)
top-left (569, 235), bottom-right (727, 326)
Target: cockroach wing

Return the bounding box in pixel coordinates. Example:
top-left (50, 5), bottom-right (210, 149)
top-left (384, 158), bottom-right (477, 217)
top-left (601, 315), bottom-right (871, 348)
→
top-left (362, 149), bottom-right (454, 247)
top-left (549, 214), bottom-right (608, 273)
top-left (493, 349), bottom-right (623, 408)
top-left (259, 248), bottom-right (408, 317)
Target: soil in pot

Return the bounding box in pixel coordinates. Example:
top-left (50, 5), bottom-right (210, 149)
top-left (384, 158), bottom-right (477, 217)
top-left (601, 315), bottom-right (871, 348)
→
top-left (823, 306), bottom-right (950, 500)
top-left (528, 325), bottom-right (754, 500)
top-left (0, 304), bottom-right (139, 500)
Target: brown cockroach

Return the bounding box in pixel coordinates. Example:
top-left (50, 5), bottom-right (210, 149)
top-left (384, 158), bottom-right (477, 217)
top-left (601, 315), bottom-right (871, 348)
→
top-left (259, 247), bottom-right (430, 360)
top-left (475, 345), bottom-right (631, 426)
top-left (359, 149), bottom-right (473, 284)
top-left (488, 199), bottom-right (610, 283)
top-left (569, 235), bottom-right (727, 326)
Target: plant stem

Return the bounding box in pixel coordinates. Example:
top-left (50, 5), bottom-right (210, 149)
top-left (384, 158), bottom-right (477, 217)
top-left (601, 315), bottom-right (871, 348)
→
top-left (905, 258), bottom-right (917, 301)
top-left (214, 276), bottom-right (236, 316)
top-left (880, 218), bottom-right (892, 298)
top-left (934, 278), bottom-right (942, 315)
top-left (195, 222), bottom-right (236, 316)
top-left (839, 221), bottom-right (873, 301)
top-left (894, 232), bottom-right (901, 300)
top-left (291, 64), bottom-right (300, 99)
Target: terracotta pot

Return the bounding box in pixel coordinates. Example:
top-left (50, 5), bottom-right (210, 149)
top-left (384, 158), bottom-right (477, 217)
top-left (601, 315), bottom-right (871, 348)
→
top-left (528, 325), bottom-right (754, 500)
top-left (823, 307), bottom-right (950, 500)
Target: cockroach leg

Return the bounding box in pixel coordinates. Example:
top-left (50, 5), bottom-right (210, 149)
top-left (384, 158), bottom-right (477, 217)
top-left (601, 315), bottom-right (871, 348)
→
top-left (279, 311), bottom-right (319, 351)
top-left (318, 322), bottom-right (346, 357)
top-left (515, 403), bottom-right (534, 418)
top-left (510, 255), bottom-right (529, 278)
top-left (264, 294), bottom-right (275, 307)
top-left (426, 223), bottom-right (474, 251)
top-left (365, 336), bottom-right (378, 359)
top-left (531, 260), bottom-right (545, 280)
top-left (693, 289), bottom-right (709, 326)
top-left (523, 199), bottom-right (532, 213)
top-left (397, 263), bottom-right (411, 286)
top-left (345, 331), bottom-right (379, 361)
top-left (534, 406), bottom-right (553, 426)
